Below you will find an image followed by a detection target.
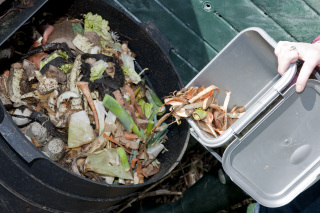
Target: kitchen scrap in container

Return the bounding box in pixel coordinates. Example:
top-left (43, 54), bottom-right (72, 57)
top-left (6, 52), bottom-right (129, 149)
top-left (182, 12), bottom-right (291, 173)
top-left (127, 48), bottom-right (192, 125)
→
top-left (163, 85), bottom-right (245, 137)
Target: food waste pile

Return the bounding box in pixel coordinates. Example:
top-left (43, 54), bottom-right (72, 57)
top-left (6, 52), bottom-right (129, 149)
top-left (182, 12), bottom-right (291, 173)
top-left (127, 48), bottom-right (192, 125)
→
top-left (0, 12), bottom-right (244, 186)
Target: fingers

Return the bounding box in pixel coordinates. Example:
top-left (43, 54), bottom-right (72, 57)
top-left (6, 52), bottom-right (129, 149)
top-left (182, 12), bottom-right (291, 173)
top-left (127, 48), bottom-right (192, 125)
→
top-left (275, 41), bottom-right (320, 92)
top-left (277, 54), bottom-right (297, 75)
top-left (275, 42), bottom-right (299, 75)
top-left (275, 41), bottom-right (290, 57)
top-left (296, 60), bottom-right (318, 92)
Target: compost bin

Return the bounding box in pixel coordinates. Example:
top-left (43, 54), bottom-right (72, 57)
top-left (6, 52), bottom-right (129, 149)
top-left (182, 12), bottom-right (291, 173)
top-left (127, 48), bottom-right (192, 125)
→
top-left (0, 0), bottom-right (189, 212)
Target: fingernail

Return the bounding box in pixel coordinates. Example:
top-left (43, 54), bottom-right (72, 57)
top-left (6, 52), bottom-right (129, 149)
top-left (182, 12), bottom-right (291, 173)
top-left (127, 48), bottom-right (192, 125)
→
top-left (296, 85), bottom-right (303, 93)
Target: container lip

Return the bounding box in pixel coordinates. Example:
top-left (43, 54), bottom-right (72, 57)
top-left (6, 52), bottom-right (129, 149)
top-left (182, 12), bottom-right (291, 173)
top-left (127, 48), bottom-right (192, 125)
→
top-left (222, 79), bottom-right (320, 207)
top-left (186, 27), bottom-right (296, 148)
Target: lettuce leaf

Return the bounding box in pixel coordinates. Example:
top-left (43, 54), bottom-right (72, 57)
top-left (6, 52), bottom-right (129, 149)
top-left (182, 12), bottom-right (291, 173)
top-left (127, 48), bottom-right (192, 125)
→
top-left (68, 111), bottom-right (95, 148)
top-left (39, 51), bottom-right (68, 70)
top-left (90, 60), bottom-right (108, 81)
top-left (84, 12), bottom-right (112, 41)
top-left (72, 34), bottom-right (94, 53)
top-left (85, 149), bottom-right (133, 180)
top-left (121, 54), bottom-right (141, 84)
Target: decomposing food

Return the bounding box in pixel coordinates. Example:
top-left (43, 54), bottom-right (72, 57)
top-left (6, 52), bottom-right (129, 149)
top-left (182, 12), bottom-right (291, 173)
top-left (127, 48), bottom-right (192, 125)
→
top-left (163, 85), bottom-right (245, 137)
top-left (2, 12), bottom-right (173, 185)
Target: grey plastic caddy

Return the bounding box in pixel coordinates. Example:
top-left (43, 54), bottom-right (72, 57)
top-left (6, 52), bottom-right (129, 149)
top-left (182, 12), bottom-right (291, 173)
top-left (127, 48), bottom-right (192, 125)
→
top-left (187, 27), bottom-right (320, 207)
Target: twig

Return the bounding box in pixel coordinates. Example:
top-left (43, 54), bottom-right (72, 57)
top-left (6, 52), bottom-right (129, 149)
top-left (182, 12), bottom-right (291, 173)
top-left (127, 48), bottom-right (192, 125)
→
top-left (103, 133), bottom-right (132, 154)
top-left (143, 189), bottom-right (182, 198)
top-left (117, 162), bottom-right (194, 213)
top-left (179, 162), bottom-right (189, 189)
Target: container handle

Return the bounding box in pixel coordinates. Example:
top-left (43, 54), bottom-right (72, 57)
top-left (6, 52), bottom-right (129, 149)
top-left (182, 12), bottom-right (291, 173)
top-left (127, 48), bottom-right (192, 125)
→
top-left (0, 102), bottom-right (45, 163)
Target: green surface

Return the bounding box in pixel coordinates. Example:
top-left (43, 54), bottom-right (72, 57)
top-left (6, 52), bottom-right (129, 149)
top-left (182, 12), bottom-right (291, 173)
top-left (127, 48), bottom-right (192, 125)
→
top-left (109, 0), bottom-right (320, 86)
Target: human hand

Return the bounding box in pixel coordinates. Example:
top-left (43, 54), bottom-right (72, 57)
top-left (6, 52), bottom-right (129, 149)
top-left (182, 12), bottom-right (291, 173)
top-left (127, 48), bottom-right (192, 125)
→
top-left (274, 41), bottom-right (320, 92)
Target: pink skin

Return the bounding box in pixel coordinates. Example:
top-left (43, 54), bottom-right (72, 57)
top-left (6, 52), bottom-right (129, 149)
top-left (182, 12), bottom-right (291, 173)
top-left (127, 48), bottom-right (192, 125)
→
top-left (27, 52), bottom-right (49, 70)
top-left (41, 25), bottom-right (54, 45)
top-left (32, 40), bottom-right (42, 48)
top-left (274, 41), bottom-right (320, 92)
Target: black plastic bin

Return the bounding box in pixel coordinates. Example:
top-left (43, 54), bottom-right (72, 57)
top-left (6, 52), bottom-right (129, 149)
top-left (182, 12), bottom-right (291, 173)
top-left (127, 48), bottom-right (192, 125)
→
top-left (0, 0), bottom-right (189, 212)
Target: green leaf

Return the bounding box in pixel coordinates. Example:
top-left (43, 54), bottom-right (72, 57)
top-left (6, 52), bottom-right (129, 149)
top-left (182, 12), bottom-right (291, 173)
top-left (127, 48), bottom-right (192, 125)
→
top-left (103, 94), bottom-right (144, 138)
top-left (72, 23), bottom-right (84, 35)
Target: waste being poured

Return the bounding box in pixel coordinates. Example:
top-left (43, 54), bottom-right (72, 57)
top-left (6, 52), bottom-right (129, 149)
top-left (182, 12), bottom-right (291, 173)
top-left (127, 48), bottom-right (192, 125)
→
top-left (163, 85), bottom-right (245, 137)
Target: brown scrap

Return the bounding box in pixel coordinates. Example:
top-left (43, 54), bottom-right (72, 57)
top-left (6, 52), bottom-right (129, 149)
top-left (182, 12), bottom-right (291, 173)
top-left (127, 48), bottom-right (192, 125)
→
top-left (160, 97), bottom-right (186, 112)
top-left (76, 158), bottom-right (86, 167)
top-left (209, 103), bottom-right (222, 110)
top-left (137, 173), bottom-right (144, 184)
top-left (142, 164), bottom-right (160, 176)
top-left (22, 60), bottom-right (37, 81)
top-left (113, 90), bottom-right (136, 122)
top-left (199, 89), bottom-right (214, 101)
top-left (202, 95), bottom-right (214, 110)
top-left (124, 84), bottom-right (145, 119)
top-left (186, 89), bottom-right (195, 99)
top-left (68, 147), bottom-right (83, 158)
top-left (236, 106), bottom-right (245, 113)
top-left (3, 70), bottom-right (9, 78)
top-left (103, 133), bottom-right (132, 154)
top-left (213, 110), bottom-right (225, 130)
top-left (31, 137), bottom-right (41, 149)
top-left (203, 111), bottom-right (214, 124)
top-left (106, 62), bottom-right (116, 78)
top-left (124, 133), bottom-right (139, 140)
top-left (103, 124), bottom-right (117, 134)
top-left (131, 158), bottom-right (148, 178)
top-left (45, 65), bottom-right (67, 84)
top-left (230, 105), bottom-right (238, 113)
top-left (36, 103), bottom-right (42, 112)
top-left (136, 119), bottom-right (149, 129)
top-left (189, 85), bottom-right (219, 103)
top-left (77, 82), bottom-right (99, 130)
top-left (197, 121), bottom-right (212, 134)
top-left (84, 32), bottom-right (102, 48)
top-left (27, 52), bottom-right (49, 70)
top-left (128, 141), bottom-right (139, 150)
top-left (125, 141), bottom-right (131, 149)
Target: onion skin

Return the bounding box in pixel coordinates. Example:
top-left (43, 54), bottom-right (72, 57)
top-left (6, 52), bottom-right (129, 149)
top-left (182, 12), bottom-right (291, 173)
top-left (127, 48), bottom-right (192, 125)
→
top-left (27, 52), bottom-right (49, 70)
top-left (41, 25), bottom-right (55, 45)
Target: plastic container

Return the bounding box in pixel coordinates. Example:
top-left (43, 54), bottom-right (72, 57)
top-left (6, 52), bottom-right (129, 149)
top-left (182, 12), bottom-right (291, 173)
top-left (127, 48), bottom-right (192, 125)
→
top-left (186, 27), bottom-right (320, 207)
